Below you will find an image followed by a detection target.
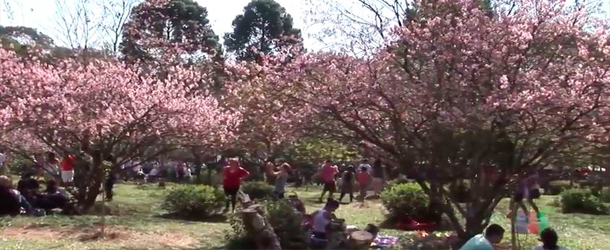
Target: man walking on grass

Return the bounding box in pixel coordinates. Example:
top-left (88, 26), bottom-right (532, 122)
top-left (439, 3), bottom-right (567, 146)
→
top-left (318, 160), bottom-right (339, 202)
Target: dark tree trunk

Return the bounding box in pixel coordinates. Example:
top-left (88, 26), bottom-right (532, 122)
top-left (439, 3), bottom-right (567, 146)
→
top-left (71, 151), bottom-right (105, 212)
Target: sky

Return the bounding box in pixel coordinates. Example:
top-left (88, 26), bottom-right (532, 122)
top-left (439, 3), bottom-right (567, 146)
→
top-left (0, 0), bottom-right (608, 52)
top-left (0, 0), bottom-right (323, 49)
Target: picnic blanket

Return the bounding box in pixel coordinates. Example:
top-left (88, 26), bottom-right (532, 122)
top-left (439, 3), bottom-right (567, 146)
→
top-left (371, 235), bottom-right (399, 248)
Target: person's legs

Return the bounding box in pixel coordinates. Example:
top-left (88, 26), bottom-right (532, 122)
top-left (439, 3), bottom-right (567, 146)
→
top-left (359, 185), bottom-right (366, 202)
top-left (328, 182), bottom-right (335, 199)
top-left (528, 198), bottom-right (540, 215)
top-left (105, 178), bottom-right (114, 201)
top-left (17, 193), bottom-right (32, 214)
top-left (230, 193), bottom-right (238, 212)
top-left (339, 190), bottom-right (346, 202)
top-left (319, 182), bottom-right (329, 201)
top-left (348, 188), bottom-right (354, 202)
top-left (224, 187), bottom-right (232, 211)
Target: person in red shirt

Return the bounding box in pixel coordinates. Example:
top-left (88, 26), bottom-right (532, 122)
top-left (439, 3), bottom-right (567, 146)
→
top-left (222, 158), bottom-right (250, 213)
top-left (318, 160), bottom-right (339, 202)
top-left (60, 155), bottom-right (76, 186)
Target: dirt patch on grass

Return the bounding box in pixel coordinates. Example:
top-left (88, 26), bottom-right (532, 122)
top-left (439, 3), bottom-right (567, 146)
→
top-left (1, 225), bottom-right (198, 248)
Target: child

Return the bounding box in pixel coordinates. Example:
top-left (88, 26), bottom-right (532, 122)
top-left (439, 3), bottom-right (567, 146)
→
top-left (357, 166), bottom-right (371, 203)
top-left (273, 163), bottom-right (291, 199)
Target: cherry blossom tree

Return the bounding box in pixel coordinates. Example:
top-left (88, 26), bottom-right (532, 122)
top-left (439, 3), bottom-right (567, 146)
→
top-left (0, 48), bottom-right (239, 210)
top-left (236, 0), bottom-right (610, 243)
top-left (223, 61), bottom-right (307, 157)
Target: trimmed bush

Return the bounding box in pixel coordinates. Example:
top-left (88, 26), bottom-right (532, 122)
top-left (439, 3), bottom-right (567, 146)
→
top-left (381, 183), bottom-right (429, 220)
top-left (547, 180), bottom-right (572, 195)
top-left (241, 181), bottom-right (274, 200)
top-left (560, 189), bottom-right (608, 215)
top-left (162, 185), bottom-right (225, 219)
top-left (386, 175), bottom-right (411, 188)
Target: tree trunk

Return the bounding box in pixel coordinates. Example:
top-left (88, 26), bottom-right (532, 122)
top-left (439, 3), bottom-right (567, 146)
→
top-left (72, 151), bottom-right (105, 212)
top-left (241, 204), bottom-right (281, 250)
top-left (347, 231), bottom-right (373, 250)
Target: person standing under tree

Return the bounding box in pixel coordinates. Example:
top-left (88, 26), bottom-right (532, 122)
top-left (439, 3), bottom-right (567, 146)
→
top-left (318, 160), bottom-right (339, 202)
top-left (222, 158), bottom-right (250, 213)
top-left (339, 166), bottom-right (356, 203)
top-left (60, 154), bottom-right (76, 186)
top-left (357, 166), bottom-right (372, 203)
top-left (371, 159), bottom-right (385, 196)
top-left (263, 158), bottom-right (276, 185)
top-left (273, 163), bottom-right (291, 199)
top-left (358, 159), bottom-right (372, 174)
top-left (508, 172), bottom-right (541, 220)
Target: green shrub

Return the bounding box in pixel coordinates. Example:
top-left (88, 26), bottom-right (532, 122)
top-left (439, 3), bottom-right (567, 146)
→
top-left (241, 181), bottom-right (274, 200)
top-left (266, 200), bottom-right (308, 249)
top-left (162, 185), bottom-right (225, 219)
top-left (386, 175), bottom-right (411, 188)
top-left (599, 188), bottom-right (610, 203)
top-left (381, 183), bottom-right (429, 220)
top-left (560, 189), bottom-right (608, 215)
top-left (547, 180), bottom-right (572, 195)
top-left (224, 213), bottom-right (257, 250)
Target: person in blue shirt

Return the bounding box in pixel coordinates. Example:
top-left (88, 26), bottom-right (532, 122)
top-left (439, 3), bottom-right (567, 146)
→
top-left (460, 224), bottom-right (505, 250)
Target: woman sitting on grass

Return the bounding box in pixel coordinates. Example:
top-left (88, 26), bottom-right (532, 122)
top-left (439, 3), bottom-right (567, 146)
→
top-left (532, 228), bottom-right (568, 250)
top-left (311, 198), bottom-right (340, 240)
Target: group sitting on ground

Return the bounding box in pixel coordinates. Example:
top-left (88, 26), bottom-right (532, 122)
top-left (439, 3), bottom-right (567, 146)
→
top-left (0, 174), bottom-right (74, 216)
top-left (460, 224), bottom-right (569, 250)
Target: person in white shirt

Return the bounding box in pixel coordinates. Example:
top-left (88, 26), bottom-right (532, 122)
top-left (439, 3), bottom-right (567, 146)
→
top-left (358, 159), bottom-right (372, 174)
top-left (532, 228), bottom-right (568, 250)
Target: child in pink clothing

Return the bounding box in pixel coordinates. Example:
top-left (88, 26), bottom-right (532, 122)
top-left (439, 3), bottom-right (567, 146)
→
top-left (357, 167), bottom-right (371, 202)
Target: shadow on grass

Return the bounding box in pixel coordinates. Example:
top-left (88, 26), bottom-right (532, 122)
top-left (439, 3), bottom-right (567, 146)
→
top-left (155, 213), bottom-right (228, 223)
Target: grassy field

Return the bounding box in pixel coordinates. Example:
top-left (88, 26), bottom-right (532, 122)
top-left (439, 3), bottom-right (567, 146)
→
top-left (1, 183), bottom-right (610, 250)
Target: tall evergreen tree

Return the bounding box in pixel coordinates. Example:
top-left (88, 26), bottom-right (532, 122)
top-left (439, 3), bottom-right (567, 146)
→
top-left (224, 0), bottom-right (303, 61)
top-left (120, 0), bottom-right (219, 64)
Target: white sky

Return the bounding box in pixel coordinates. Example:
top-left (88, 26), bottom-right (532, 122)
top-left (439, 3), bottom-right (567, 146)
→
top-left (0, 0), bottom-right (608, 52)
top-left (0, 0), bottom-right (325, 49)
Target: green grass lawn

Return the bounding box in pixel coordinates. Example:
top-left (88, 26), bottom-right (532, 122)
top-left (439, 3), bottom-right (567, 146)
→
top-left (1, 183), bottom-right (610, 250)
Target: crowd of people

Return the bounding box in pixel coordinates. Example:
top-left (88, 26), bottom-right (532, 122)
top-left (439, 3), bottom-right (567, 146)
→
top-left (0, 174), bottom-right (71, 216)
top-left (316, 159), bottom-right (387, 204)
top-left (0, 150), bottom-right (574, 249)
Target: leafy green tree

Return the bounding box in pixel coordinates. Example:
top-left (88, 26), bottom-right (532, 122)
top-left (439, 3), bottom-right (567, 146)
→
top-left (0, 25), bottom-right (101, 61)
top-left (224, 0), bottom-right (303, 61)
